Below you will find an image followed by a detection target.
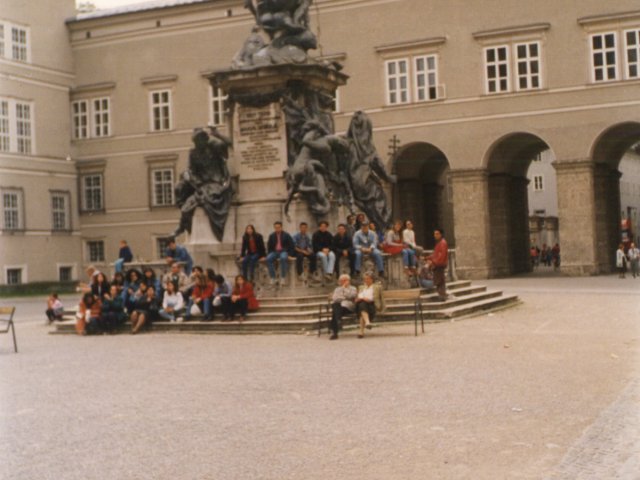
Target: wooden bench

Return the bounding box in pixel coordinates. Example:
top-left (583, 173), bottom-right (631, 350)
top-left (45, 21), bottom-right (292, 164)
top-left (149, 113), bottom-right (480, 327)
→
top-left (0, 306), bottom-right (17, 352)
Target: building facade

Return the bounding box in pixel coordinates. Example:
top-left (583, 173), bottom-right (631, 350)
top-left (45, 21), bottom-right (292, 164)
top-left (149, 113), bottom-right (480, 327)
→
top-left (2, 0), bottom-right (640, 282)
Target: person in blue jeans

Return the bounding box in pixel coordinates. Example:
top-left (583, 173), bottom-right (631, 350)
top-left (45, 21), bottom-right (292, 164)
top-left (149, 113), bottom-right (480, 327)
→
top-left (353, 223), bottom-right (384, 277)
top-left (164, 238), bottom-right (193, 275)
top-left (266, 221), bottom-right (294, 286)
top-left (114, 239), bottom-right (133, 274)
top-left (239, 224), bottom-right (266, 281)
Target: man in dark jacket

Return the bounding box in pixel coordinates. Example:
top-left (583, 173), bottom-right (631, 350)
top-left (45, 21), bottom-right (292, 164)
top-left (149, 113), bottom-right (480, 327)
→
top-left (313, 221), bottom-right (335, 278)
top-left (332, 223), bottom-right (354, 276)
top-left (115, 240), bottom-right (133, 273)
top-left (266, 221), bottom-right (294, 286)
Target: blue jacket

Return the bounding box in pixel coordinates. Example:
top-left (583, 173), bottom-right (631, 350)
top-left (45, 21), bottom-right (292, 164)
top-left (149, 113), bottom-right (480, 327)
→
top-left (353, 230), bottom-right (378, 250)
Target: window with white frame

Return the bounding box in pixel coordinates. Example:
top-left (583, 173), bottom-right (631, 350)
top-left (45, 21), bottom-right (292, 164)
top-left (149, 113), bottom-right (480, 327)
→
top-left (2, 189), bottom-right (23, 230)
top-left (87, 240), bottom-right (105, 262)
top-left (81, 174), bottom-right (103, 211)
top-left (0, 22), bottom-right (29, 62)
top-left (92, 98), bottom-right (110, 137)
top-left (533, 175), bottom-right (544, 192)
top-left (150, 90), bottom-right (172, 131)
top-left (151, 168), bottom-right (174, 206)
top-left (156, 237), bottom-right (170, 258)
top-left (72, 100), bottom-right (89, 140)
top-left (385, 59), bottom-right (410, 105)
top-left (625, 29), bottom-right (640, 79)
top-left (0, 98), bottom-right (34, 154)
top-left (485, 46), bottom-right (510, 93)
top-left (210, 86), bottom-right (228, 126)
top-left (51, 192), bottom-right (71, 231)
top-left (6, 268), bottom-right (23, 285)
top-left (414, 55), bottom-right (438, 101)
top-left (515, 42), bottom-right (541, 90)
top-left (0, 100), bottom-right (9, 152)
top-left (59, 266), bottom-right (73, 282)
top-left (15, 102), bottom-right (32, 154)
top-left (591, 32), bottom-right (617, 82)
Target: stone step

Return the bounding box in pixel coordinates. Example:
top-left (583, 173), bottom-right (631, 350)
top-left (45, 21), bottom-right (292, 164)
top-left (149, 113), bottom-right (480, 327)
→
top-left (385, 289), bottom-right (500, 312)
top-left (382, 294), bottom-right (521, 321)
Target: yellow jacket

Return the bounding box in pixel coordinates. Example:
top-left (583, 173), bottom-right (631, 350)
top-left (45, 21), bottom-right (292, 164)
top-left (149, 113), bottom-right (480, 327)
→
top-left (357, 282), bottom-right (385, 312)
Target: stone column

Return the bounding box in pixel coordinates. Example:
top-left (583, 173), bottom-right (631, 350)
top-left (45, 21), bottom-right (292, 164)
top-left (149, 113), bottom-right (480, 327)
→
top-left (510, 176), bottom-right (531, 274)
top-left (594, 164), bottom-right (621, 272)
top-left (450, 169), bottom-right (492, 279)
top-left (488, 173), bottom-right (513, 276)
top-left (553, 159), bottom-right (599, 275)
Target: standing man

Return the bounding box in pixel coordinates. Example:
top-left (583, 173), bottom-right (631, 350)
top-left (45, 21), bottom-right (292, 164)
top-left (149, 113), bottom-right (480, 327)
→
top-left (353, 223), bottom-right (384, 278)
top-left (329, 274), bottom-right (357, 340)
top-left (332, 223), bottom-right (354, 276)
top-left (165, 238), bottom-right (193, 275)
top-left (627, 242), bottom-right (639, 278)
top-left (428, 228), bottom-right (449, 301)
top-left (313, 221), bottom-right (336, 279)
top-left (266, 221), bottom-right (294, 286)
top-left (292, 222), bottom-right (316, 279)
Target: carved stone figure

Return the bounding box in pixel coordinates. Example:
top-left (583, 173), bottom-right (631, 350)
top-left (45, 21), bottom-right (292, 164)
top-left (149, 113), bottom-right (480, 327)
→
top-left (344, 111), bottom-right (396, 230)
top-left (231, 26), bottom-right (266, 69)
top-left (173, 128), bottom-right (233, 242)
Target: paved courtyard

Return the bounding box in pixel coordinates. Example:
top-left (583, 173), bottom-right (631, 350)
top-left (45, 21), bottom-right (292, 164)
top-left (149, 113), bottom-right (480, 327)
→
top-left (1, 275), bottom-right (639, 480)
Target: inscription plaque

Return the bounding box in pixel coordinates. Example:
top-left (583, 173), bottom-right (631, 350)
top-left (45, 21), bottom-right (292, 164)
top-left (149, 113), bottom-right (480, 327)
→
top-left (233, 103), bottom-right (288, 180)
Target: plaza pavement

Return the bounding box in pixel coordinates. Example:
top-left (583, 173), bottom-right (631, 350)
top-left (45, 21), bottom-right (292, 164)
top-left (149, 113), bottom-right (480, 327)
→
top-left (0, 275), bottom-right (638, 480)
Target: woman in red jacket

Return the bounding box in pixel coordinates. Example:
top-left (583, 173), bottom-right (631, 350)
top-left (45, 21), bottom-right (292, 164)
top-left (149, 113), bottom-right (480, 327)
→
top-left (229, 275), bottom-right (259, 322)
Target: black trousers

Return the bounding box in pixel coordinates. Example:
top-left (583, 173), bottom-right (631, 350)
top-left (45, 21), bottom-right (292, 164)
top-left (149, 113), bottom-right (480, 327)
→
top-left (231, 298), bottom-right (248, 318)
top-left (331, 303), bottom-right (353, 334)
top-left (355, 301), bottom-right (376, 321)
top-left (295, 252), bottom-right (316, 275)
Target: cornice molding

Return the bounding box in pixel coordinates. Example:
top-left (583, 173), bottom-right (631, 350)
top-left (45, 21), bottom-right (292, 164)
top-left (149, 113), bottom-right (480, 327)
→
top-left (374, 37), bottom-right (446, 54)
top-left (472, 22), bottom-right (551, 40)
top-left (578, 9), bottom-right (640, 26)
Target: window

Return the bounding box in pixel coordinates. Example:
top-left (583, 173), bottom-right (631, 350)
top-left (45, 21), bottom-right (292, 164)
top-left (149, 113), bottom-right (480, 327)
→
top-left (59, 266), bottom-right (73, 282)
top-left (157, 237), bottom-right (170, 258)
top-left (150, 90), bottom-right (172, 131)
top-left (210, 86), bottom-right (228, 126)
top-left (51, 192), bottom-right (70, 231)
top-left (87, 240), bottom-right (105, 262)
top-left (625, 29), bottom-right (640, 79)
top-left (0, 100), bottom-right (9, 152)
top-left (485, 46), bottom-right (510, 93)
top-left (515, 42), bottom-right (541, 90)
top-left (591, 32), bottom-right (617, 82)
top-left (414, 55), bottom-right (438, 101)
top-left (72, 100), bottom-right (89, 139)
top-left (331, 88), bottom-right (340, 113)
top-left (385, 59), bottom-right (409, 105)
top-left (6, 268), bottom-right (22, 285)
top-left (0, 98), bottom-right (34, 154)
top-left (533, 175), bottom-right (544, 192)
top-left (81, 174), bottom-right (103, 211)
top-left (15, 102), bottom-right (32, 154)
top-left (11, 26), bottom-right (28, 62)
top-left (93, 98), bottom-right (110, 137)
top-left (151, 168), bottom-right (174, 206)
top-left (2, 189), bottom-right (23, 230)
top-left (534, 209), bottom-right (546, 216)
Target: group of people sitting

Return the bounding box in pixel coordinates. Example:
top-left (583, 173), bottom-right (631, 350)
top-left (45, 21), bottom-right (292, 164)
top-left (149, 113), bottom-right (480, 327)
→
top-left (238, 213), bottom-right (432, 287)
top-left (69, 261), bottom-right (259, 336)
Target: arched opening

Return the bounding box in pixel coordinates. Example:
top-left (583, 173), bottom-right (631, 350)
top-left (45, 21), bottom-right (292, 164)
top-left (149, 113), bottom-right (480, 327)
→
top-left (393, 142), bottom-right (454, 249)
top-left (485, 132), bottom-right (554, 276)
top-left (590, 122), bottom-right (640, 271)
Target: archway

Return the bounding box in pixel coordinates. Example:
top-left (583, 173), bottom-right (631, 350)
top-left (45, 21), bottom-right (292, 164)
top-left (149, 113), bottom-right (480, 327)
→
top-left (393, 142), bottom-right (454, 249)
top-left (485, 132), bottom-right (553, 276)
top-left (590, 122), bottom-right (640, 271)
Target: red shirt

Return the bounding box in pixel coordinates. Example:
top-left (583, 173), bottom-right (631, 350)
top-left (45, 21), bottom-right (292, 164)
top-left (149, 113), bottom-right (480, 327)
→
top-left (429, 238), bottom-right (449, 268)
top-left (233, 282), bottom-right (259, 310)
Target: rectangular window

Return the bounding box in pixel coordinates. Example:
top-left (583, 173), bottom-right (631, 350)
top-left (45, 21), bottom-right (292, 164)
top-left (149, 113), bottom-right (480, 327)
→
top-left (591, 32), bottom-right (617, 82)
top-left (6, 268), bottom-right (22, 285)
top-left (59, 266), bottom-right (73, 282)
top-left (87, 240), bottom-right (105, 263)
top-left (625, 29), bottom-right (640, 79)
top-left (157, 237), bottom-right (170, 258)
top-left (72, 100), bottom-right (89, 140)
top-left (515, 42), bottom-right (541, 90)
top-left (0, 24), bottom-right (4, 58)
top-left (210, 86), bottom-right (228, 126)
top-left (2, 190), bottom-right (22, 230)
top-left (414, 55), bottom-right (438, 101)
top-left (151, 168), bottom-right (174, 206)
top-left (93, 98), bottom-right (110, 137)
top-left (0, 100), bottom-right (9, 152)
top-left (485, 46), bottom-right (510, 93)
top-left (15, 102), bottom-right (31, 154)
top-left (151, 90), bottom-right (172, 131)
top-left (533, 175), bottom-right (544, 191)
top-left (82, 174), bottom-right (103, 211)
top-left (11, 26), bottom-right (28, 62)
top-left (51, 192), bottom-right (70, 231)
top-left (385, 59), bottom-right (409, 105)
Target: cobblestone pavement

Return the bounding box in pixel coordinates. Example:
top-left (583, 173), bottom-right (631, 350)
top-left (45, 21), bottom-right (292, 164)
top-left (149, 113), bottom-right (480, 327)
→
top-left (1, 275), bottom-right (639, 480)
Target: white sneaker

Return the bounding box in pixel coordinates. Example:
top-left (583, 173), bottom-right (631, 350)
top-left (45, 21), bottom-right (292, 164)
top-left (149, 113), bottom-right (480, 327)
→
top-left (176, 316), bottom-right (184, 323)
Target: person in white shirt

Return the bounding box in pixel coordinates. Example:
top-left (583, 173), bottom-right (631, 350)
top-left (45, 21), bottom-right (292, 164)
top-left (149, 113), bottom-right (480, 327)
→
top-left (159, 281), bottom-right (185, 322)
top-left (402, 219), bottom-right (423, 255)
top-left (45, 293), bottom-right (64, 324)
top-left (355, 272), bottom-right (384, 338)
top-left (329, 274), bottom-right (357, 340)
top-left (616, 244), bottom-right (628, 278)
top-left (627, 242), bottom-right (639, 278)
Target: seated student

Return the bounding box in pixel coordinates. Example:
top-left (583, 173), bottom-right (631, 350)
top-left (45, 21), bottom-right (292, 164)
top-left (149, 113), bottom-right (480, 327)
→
top-left (185, 269), bottom-right (213, 321)
top-left (355, 272), bottom-right (385, 338)
top-left (383, 220), bottom-right (417, 275)
top-left (266, 221), bottom-right (294, 286)
top-left (228, 275), bottom-right (259, 322)
top-left (111, 272), bottom-right (125, 295)
top-left (353, 223), bottom-right (384, 277)
top-left (114, 239), bottom-right (133, 274)
top-left (332, 223), bottom-right (354, 276)
top-left (329, 274), bottom-right (357, 340)
top-left (100, 285), bottom-right (127, 334)
top-left (123, 270), bottom-right (142, 313)
top-left (141, 266), bottom-right (162, 298)
top-left (354, 213), bottom-right (366, 232)
top-left (91, 272), bottom-right (111, 299)
top-left (45, 293), bottom-right (64, 324)
top-left (78, 265), bottom-right (101, 294)
top-left (313, 221), bottom-right (335, 278)
top-left (369, 221), bottom-right (385, 246)
top-left (239, 224), bottom-right (266, 281)
top-left (293, 222), bottom-right (316, 279)
top-left (402, 219), bottom-right (423, 255)
top-left (162, 262), bottom-right (190, 301)
top-left (417, 256), bottom-right (435, 290)
top-left (76, 292), bottom-right (102, 335)
top-left (345, 214), bottom-right (357, 239)
top-left (164, 237), bottom-right (194, 275)
top-left (212, 274), bottom-right (233, 321)
top-left (159, 281), bottom-right (185, 322)
top-left (130, 285), bottom-right (160, 334)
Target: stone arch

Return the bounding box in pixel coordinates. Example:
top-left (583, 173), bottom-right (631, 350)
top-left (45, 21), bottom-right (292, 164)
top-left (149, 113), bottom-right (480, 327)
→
top-left (392, 142), bottom-right (454, 249)
top-left (484, 132), bottom-right (555, 276)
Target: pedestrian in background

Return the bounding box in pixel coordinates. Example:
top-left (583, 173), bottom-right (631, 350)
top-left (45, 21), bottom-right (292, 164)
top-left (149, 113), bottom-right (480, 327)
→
top-left (428, 228), bottom-right (449, 301)
top-left (627, 242), bottom-right (639, 278)
top-left (616, 243), bottom-right (627, 278)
